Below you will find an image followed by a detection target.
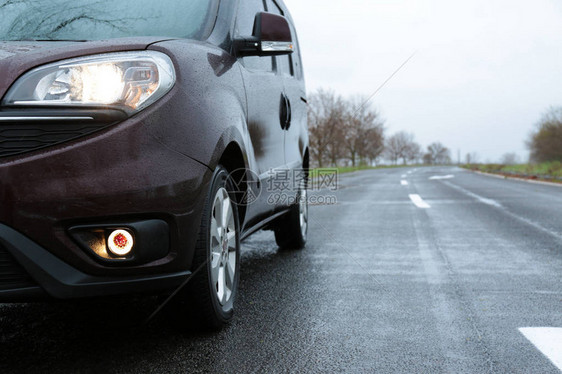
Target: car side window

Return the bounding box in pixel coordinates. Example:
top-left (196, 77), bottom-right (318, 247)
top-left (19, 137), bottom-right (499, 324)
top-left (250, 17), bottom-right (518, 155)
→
top-left (265, 0), bottom-right (294, 77)
top-left (287, 22), bottom-right (303, 80)
top-left (236, 0), bottom-right (273, 72)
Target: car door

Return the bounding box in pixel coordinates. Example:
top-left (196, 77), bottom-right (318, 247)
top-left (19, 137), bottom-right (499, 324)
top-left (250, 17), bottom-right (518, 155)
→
top-left (279, 17), bottom-right (307, 171)
top-left (266, 0), bottom-right (308, 202)
top-left (235, 0), bottom-right (287, 222)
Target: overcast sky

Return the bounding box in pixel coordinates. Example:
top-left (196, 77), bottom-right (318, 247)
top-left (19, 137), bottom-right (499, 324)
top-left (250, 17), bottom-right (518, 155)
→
top-left (284, 0), bottom-right (562, 162)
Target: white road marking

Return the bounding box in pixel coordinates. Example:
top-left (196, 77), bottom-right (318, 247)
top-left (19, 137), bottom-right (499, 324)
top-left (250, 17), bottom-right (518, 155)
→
top-left (443, 181), bottom-right (502, 208)
top-left (401, 174), bottom-right (407, 178)
top-left (401, 180), bottom-right (409, 186)
top-left (429, 174), bottom-right (455, 180)
top-left (443, 181), bottom-right (562, 241)
top-left (519, 327), bottom-right (562, 371)
top-left (409, 194), bottom-right (431, 209)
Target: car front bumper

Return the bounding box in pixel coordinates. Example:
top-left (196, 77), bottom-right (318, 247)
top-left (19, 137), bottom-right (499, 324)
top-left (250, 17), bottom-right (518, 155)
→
top-left (0, 223), bottom-right (191, 301)
top-left (0, 98), bottom-right (213, 301)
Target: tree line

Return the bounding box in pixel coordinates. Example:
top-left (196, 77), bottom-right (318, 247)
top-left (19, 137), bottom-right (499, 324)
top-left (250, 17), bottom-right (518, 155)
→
top-left (308, 90), bottom-right (451, 167)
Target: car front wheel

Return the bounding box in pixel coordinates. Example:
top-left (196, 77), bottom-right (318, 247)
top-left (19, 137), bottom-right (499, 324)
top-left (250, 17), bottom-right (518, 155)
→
top-left (173, 165), bottom-right (240, 330)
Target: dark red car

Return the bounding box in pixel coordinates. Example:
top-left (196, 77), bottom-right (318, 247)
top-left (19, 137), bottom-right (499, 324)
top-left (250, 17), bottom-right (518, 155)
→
top-left (0, 0), bottom-right (308, 329)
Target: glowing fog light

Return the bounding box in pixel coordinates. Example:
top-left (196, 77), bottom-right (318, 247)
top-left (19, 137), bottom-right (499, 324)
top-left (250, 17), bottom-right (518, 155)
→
top-left (107, 230), bottom-right (134, 256)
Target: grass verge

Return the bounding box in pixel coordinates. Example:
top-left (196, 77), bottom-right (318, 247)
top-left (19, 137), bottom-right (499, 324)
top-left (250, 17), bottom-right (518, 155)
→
top-left (311, 164), bottom-right (421, 176)
top-left (462, 162), bottom-right (562, 183)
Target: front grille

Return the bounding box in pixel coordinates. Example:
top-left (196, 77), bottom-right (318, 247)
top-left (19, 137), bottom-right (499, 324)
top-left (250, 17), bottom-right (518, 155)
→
top-left (0, 122), bottom-right (109, 158)
top-left (0, 110), bottom-right (125, 159)
top-left (0, 244), bottom-right (36, 291)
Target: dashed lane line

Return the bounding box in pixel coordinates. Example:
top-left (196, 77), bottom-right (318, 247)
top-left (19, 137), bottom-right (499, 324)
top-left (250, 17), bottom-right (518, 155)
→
top-left (442, 181), bottom-right (502, 208)
top-left (429, 174), bottom-right (455, 180)
top-left (409, 194), bottom-right (431, 209)
top-left (442, 181), bottom-right (562, 242)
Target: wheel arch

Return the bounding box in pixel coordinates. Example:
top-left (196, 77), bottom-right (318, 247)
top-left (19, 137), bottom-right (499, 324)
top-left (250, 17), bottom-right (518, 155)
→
top-left (217, 141), bottom-right (249, 224)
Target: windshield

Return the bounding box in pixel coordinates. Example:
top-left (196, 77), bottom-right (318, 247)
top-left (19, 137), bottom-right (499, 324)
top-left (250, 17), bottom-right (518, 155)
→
top-left (0, 0), bottom-right (218, 41)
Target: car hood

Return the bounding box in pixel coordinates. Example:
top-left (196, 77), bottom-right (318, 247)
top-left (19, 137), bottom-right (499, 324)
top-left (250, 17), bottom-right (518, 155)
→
top-left (0, 37), bottom-right (171, 101)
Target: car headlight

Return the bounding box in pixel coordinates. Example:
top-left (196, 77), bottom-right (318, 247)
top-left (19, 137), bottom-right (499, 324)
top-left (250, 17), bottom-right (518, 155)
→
top-left (2, 51), bottom-right (176, 115)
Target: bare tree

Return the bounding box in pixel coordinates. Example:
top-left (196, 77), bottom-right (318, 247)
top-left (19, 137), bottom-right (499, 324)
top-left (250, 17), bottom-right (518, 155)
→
top-left (528, 107), bottom-right (562, 163)
top-left (342, 117), bottom-right (362, 167)
top-left (325, 108), bottom-right (346, 167)
top-left (384, 132), bottom-right (406, 165)
top-left (405, 141), bottom-right (422, 164)
top-left (343, 97), bottom-right (384, 167)
top-left (308, 91), bottom-right (385, 168)
top-left (362, 127), bottom-right (385, 165)
top-left (308, 90), bottom-right (345, 167)
top-left (425, 142), bottom-right (451, 165)
top-left (500, 152), bottom-right (520, 165)
top-left (384, 131), bottom-right (419, 165)
top-left (465, 152), bottom-right (480, 164)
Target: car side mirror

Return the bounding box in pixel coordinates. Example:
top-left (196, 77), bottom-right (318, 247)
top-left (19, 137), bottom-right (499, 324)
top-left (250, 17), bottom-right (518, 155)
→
top-left (235, 12), bottom-right (294, 57)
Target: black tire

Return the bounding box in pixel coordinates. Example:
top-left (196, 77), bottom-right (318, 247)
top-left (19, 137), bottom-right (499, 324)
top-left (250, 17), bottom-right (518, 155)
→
top-left (172, 165), bottom-right (241, 330)
top-left (274, 184), bottom-right (308, 250)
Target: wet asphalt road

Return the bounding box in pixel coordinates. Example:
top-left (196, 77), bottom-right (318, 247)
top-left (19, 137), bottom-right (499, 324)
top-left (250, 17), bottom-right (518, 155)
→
top-left (1, 166), bottom-right (562, 373)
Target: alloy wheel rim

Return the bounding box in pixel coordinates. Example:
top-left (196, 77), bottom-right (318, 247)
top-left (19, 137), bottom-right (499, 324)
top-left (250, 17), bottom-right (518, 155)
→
top-left (210, 187), bottom-right (237, 306)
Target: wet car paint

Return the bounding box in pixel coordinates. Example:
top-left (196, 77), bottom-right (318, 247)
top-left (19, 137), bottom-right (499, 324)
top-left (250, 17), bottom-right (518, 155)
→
top-left (0, 0), bottom-right (308, 296)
